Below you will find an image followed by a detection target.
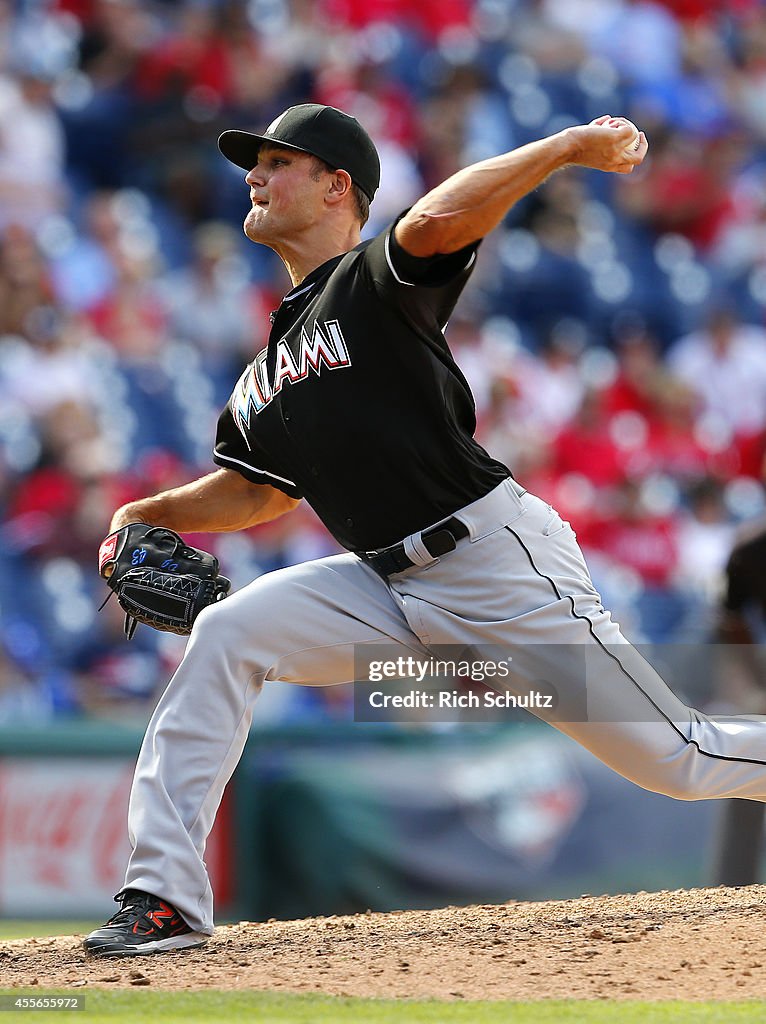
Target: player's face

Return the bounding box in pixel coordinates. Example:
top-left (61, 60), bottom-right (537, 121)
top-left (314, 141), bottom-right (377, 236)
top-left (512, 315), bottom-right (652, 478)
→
top-left (243, 146), bottom-right (328, 245)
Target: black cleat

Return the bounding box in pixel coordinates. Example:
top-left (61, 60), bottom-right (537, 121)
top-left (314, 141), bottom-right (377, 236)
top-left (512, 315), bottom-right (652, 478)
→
top-left (83, 889), bottom-right (208, 958)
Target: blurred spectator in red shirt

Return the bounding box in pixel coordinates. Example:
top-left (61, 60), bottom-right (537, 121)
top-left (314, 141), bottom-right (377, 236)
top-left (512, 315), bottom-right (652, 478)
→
top-left (643, 377), bottom-right (737, 481)
top-left (87, 248), bottom-right (166, 363)
top-left (603, 316), bottom-right (666, 419)
top-left (553, 390), bottom-right (624, 488)
top-left (617, 129), bottom-right (742, 250)
top-left (584, 478), bottom-right (680, 588)
top-left (135, 4), bottom-right (230, 105)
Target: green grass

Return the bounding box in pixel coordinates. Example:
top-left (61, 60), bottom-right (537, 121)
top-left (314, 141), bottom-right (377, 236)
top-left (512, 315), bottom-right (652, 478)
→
top-left (0, 992), bottom-right (764, 1023)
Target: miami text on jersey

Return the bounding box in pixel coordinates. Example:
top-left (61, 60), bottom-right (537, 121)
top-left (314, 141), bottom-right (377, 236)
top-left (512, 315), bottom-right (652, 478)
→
top-left (232, 318), bottom-right (351, 442)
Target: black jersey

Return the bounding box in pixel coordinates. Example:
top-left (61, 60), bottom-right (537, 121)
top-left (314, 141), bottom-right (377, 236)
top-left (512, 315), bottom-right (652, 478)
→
top-left (213, 216), bottom-right (510, 551)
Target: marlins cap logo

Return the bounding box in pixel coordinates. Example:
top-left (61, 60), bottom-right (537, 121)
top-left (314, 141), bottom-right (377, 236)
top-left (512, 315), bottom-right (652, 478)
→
top-left (265, 112), bottom-right (288, 136)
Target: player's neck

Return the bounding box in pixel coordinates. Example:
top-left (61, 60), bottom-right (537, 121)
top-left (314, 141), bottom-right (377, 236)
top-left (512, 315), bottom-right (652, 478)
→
top-left (275, 223), bottom-right (362, 287)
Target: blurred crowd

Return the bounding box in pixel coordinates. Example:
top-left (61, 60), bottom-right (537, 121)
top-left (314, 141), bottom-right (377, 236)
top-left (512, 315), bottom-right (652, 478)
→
top-left (2, 0), bottom-right (766, 724)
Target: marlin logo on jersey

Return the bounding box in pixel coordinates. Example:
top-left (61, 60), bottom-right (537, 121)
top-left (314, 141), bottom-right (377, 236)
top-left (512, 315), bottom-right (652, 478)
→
top-left (231, 319), bottom-right (351, 443)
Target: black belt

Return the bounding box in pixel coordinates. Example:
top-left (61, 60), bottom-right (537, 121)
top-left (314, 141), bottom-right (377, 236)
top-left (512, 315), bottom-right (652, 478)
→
top-left (359, 517), bottom-right (469, 578)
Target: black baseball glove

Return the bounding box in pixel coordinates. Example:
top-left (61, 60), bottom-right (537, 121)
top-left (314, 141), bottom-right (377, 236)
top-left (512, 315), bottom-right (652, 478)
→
top-left (98, 523), bottom-right (231, 639)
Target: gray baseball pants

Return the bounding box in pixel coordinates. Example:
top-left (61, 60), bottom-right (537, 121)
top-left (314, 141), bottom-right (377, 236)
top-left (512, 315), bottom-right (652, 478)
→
top-left (123, 478), bottom-right (766, 933)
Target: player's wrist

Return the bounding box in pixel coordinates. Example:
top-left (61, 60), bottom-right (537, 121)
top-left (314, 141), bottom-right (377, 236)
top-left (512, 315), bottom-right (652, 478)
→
top-left (557, 126), bottom-right (587, 166)
top-left (109, 504), bottom-right (151, 534)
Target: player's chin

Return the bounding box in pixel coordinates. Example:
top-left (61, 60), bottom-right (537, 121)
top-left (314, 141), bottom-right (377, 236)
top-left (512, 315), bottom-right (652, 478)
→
top-left (244, 209), bottom-right (270, 242)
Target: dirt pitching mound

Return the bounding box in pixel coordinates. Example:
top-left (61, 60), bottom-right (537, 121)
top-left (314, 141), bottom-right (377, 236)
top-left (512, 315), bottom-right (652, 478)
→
top-left (2, 886), bottom-right (766, 1001)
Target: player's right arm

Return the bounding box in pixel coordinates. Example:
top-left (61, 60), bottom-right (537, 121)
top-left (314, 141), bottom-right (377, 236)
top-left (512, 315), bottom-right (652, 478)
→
top-left (395, 115), bottom-right (647, 258)
top-left (108, 468), bottom-right (300, 534)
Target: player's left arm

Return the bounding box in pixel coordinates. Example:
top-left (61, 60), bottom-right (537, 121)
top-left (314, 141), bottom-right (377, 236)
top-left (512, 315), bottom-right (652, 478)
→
top-left (395, 116), bottom-right (648, 258)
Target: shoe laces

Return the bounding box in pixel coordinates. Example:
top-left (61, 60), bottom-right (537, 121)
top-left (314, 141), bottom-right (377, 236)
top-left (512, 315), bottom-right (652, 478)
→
top-left (106, 888), bottom-right (156, 926)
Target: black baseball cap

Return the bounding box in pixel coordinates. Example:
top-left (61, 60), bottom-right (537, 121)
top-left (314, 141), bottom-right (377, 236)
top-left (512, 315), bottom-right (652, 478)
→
top-left (218, 103), bottom-right (380, 201)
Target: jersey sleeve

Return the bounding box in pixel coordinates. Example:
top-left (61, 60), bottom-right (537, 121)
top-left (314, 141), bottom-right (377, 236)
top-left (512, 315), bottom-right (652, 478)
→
top-left (360, 213), bottom-right (481, 329)
top-left (213, 404), bottom-right (304, 499)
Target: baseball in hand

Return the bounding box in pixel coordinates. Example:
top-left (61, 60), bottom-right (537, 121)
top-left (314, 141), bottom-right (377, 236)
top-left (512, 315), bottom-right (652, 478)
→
top-left (608, 117), bottom-right (642, 158)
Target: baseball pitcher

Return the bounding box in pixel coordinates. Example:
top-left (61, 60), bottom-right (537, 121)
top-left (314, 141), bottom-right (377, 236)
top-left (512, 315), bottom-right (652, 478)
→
top-left (83, 106), bottom-right (766, 958)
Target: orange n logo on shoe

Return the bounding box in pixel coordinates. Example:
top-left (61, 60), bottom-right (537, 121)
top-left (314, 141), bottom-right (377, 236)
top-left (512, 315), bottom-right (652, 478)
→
top-left (146, 902), bottom-right (177, 928)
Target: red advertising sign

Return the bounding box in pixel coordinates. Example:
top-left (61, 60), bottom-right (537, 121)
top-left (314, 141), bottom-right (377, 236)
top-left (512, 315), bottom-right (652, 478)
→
top-left (0, 758), bottom-right (233, 916)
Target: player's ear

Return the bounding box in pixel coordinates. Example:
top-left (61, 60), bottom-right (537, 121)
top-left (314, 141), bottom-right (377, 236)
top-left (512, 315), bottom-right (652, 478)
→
top-left (325, 169), bottom-right (353, 207)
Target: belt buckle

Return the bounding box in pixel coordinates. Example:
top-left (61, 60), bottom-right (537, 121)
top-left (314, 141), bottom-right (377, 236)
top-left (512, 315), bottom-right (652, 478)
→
top-left (423, 526), bottom-right (458, 558)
